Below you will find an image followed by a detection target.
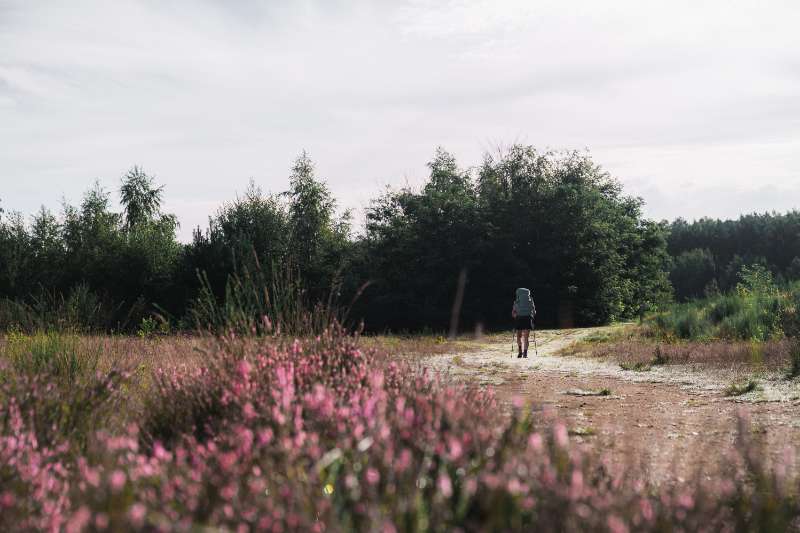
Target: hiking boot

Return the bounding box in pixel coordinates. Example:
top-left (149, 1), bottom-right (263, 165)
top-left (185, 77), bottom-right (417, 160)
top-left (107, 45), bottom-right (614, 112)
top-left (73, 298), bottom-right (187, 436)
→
top-left (517, 350), bottom-right (523, 358)
top-left (523, 349), bottom-right (528, 358)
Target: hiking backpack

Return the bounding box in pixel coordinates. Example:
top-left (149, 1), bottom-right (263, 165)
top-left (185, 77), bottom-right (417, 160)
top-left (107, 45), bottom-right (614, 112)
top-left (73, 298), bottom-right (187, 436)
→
top-left (515, 287), bottom-right (534, 317)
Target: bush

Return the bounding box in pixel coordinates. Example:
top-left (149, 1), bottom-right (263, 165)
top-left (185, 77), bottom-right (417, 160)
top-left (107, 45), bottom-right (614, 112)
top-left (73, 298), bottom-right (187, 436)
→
top-left (718, 307), bottom-right (764, 341)
top-left (653, 304), bottom-right (713, 340)
top-left (707, 293), bottom-right (745, 323)
top-left (650, 279), bottom-right (794, 341)
top-left (724, 379), bottom-right (758, 396)
top-left (141, 324), bottom-right (369, 447)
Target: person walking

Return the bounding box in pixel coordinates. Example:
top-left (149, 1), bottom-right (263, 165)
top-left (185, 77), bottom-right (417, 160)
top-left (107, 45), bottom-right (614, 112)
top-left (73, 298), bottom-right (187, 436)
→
top-left (512, 288), bottom-right (536, 358)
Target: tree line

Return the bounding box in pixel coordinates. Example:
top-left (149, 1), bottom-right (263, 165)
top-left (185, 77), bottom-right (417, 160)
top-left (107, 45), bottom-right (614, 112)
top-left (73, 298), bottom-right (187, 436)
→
top-left (0, 145), bottom-right (701, 333)
top-left (667, 213), bottom-right (800, 301)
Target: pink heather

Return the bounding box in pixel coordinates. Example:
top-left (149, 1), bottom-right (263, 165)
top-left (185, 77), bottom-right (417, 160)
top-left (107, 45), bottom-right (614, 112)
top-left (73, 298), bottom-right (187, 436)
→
top-left (437, 473), bottom-right (453, 498)
top-left (366, 468), bottom-right (380, 485)
top-left (109, 470), bottom-right (126, 492)
top-left (0, 329), bottom-right (794, 530)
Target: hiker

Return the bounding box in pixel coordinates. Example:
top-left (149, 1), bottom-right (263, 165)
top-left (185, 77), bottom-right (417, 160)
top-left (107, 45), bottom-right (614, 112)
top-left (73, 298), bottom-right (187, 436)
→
top-left (512, 287), bottom-right (536, 358)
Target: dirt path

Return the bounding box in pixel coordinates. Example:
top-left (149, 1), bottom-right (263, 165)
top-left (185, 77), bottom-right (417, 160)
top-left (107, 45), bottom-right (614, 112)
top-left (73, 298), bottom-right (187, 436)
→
top-left (421, 327), bottom-right (800, 485)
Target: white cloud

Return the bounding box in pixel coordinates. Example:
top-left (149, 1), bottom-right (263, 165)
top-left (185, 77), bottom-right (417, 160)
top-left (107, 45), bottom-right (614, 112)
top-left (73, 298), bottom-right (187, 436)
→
top-left (1, 0), bottom-right (798, 240)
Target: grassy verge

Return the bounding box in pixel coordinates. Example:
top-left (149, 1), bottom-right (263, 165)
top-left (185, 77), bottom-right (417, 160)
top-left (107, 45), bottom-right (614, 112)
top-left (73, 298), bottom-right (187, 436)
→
top-left (563, 326), bottom-right (795, 374)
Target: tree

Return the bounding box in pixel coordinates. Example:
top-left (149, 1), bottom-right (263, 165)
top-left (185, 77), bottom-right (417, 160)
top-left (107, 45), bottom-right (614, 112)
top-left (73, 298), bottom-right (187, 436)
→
top-left (0, 210), bottom-right (31, 297)
top-left (120, 166), bottom-right (164, 230)
top-left (287, 152), bottom-right (335, 264)
top-left (788, 257), bottom-right (800, 281)
top-left (286, 151), bottom-right (349, 297)
top-left (471, 147), bottom-right (665, 327)
top-left (669, 248), bottom-right (716, 301)
top-left (667, 211), bottom-right (800, 295)
top-left (181, 180), bottom-right (290, 308)
top-left (0, 147), bottom-right (674, 333)
top-left (628, 220), bottom-right (672, 320)
top-left (361, 148), bottom-right (485, 329)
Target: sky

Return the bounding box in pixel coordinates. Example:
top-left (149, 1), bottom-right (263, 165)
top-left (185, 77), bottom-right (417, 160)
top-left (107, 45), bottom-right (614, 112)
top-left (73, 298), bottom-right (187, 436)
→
top-left (2, 0), bottom-right (799, 241)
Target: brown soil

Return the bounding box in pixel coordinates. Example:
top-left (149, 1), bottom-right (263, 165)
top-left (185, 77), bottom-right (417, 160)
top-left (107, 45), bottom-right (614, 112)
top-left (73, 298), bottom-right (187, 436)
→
top-left (419, 327), bottom-right (800, 485)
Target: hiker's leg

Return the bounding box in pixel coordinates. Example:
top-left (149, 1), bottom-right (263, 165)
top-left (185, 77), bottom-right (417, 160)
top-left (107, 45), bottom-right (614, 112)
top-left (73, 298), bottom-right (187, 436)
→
top-left (517, 330), bottom-right (523, 351)
top-left (523, 330), bottom-right (530, 353)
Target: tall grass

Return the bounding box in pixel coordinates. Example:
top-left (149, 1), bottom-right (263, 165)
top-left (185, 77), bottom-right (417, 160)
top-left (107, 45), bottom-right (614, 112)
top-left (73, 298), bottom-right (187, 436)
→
top-left (649, 277), bottom-right (797, 342)
top-left (0, 283), bottom-right (119, 333)
top-left (2, 329), bottom-right (99, 381)
top-left (190, 260), bottom-right (343, 337)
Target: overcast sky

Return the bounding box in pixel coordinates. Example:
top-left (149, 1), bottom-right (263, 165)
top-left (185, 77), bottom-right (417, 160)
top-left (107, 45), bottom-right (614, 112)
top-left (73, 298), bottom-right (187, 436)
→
top-left (2, 0), bottom-right (799, 241)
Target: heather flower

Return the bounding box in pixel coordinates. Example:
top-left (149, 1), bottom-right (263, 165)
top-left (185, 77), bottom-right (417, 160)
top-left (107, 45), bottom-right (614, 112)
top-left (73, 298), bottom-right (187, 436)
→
top-left (95, 513), bottom-right (109, 529)
top-left (607, 514), bottom-right (629, 533)
top-left (65, 506), bottom-right (91, 533)
top-left (447, 437), bottom-right (463, 461)
top-left (128, 503), bottom-right (146, 527)
top-left (366, 468), bottom-right (380, 485)
top-left (109, 470), bottom-right (126, 492)
top-left (395, 448), bottom-right (412, 472)
top-left (554, 422), bottom-right (568, 448)
top-left (639, 499), bottom-right (654, 522)
top-left (0, 492), bottom-right (15, 508)
top-left (437, 473), bottom-right (453, 498)
top-left (0, 329), bottom-right (796, 531)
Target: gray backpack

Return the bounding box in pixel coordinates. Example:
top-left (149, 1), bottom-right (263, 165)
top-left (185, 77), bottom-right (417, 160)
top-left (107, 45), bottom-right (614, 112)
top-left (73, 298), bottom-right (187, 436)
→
top-left (515, 288), bottom-right (534, 317)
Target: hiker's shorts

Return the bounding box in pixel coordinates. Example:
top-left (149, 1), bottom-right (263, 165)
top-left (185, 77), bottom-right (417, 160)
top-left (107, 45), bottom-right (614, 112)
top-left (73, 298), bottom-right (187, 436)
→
top-left (515, 316), bottom-right (533, 330)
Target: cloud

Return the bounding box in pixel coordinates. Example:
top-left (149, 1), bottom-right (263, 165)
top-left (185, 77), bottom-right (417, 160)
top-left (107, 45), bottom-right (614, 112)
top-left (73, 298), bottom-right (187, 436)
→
top-left (0, 0), bottom-right (798, 240)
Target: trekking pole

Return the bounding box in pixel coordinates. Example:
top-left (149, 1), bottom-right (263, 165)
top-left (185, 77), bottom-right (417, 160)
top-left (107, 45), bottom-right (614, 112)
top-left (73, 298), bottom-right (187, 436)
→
top-left (532, 322), bottom-right (539, 357)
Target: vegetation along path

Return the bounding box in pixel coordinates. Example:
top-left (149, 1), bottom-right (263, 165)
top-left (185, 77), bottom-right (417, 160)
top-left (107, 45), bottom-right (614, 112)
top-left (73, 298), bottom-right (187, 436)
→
top-left (420, 326), bottom-right (800, 486)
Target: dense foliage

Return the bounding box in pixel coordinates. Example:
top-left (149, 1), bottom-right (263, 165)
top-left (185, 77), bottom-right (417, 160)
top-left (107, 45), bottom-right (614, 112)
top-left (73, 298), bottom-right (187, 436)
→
top-left (2, 146), bottom-right (671, 332)
top-left (359, 147), bottom-right (670, 329)
top-left (648, 265), bottom-right (800, 343)
top-left (667, 212), bottom-right (800, 301)
top-left (0, 328), bottom-right (797, 531)
top-left (0, 172), bottom-right (181, 331)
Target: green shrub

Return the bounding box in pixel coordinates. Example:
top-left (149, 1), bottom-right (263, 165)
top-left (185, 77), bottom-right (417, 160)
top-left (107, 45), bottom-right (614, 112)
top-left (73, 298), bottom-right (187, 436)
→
top-left (650, 278), bottom-right (795, 341)
top-left (736, 264), bottom-right (778, 298)
top-left (653, 303), bottom-right (706, 339)
top-left (137, 317), bottom-right (158, 338)
top-left (725, 379), bottom-right (758, 396)
top-left (719, 307), bottom-right (763, 341)
top-left (707, 294), bottom-right (745, 323)
top-left (674, 307), bottom-right (712, 340)
top-left (620, 360), bottom-right (651, 371)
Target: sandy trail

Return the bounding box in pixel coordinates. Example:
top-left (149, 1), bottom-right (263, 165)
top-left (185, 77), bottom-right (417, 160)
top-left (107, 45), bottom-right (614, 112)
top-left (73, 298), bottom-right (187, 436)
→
top-left (421, 327), bottom-right (800, 485)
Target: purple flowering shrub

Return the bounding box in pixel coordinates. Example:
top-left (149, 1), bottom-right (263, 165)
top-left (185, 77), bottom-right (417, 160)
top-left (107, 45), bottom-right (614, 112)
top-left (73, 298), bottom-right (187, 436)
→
top-left (0, 327), bottom-right (798, 531)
